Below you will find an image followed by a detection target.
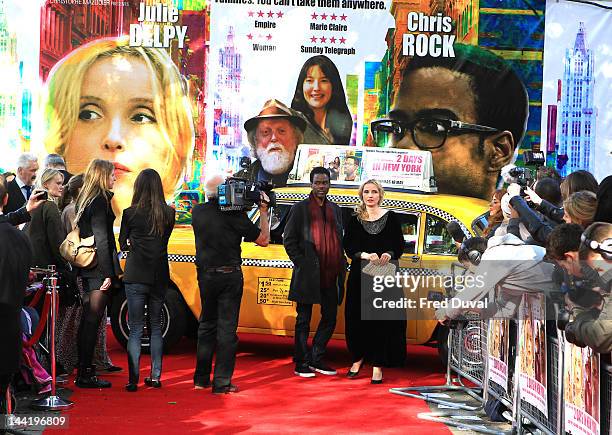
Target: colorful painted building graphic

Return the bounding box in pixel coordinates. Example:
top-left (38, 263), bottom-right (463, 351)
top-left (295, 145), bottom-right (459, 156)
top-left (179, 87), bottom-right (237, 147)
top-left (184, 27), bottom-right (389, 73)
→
top-left (212, 26), bottom-right (247, 174)
top-left (0, 0), bottom-right (23, 165)
top-left (556, 22), bottom-right (596, 176)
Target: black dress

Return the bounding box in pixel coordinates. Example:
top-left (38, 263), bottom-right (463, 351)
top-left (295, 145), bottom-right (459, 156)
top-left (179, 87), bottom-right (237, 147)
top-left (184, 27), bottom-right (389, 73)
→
top-left (343, 211), bottom-right (407, 367)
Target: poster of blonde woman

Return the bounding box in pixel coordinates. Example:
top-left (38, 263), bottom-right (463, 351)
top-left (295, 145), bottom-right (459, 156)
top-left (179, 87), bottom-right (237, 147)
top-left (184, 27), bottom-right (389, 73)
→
top-left (487, 319), bottom-right (509, 393)
top-left (518, 293), bottom-right (548, 418)
top-left (564, 342), bottom-right (600, 435)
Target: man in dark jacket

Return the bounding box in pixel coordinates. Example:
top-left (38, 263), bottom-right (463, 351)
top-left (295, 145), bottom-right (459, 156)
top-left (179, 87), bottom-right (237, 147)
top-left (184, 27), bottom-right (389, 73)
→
top-left (547, 223), bottom-right (612, 353)
top-left (4, 152), bottom-right (39, 214)
top-left (283, 167), bottom-right (346, 377)
top-left (192, 174), bottom-right (270, 394)
top-left (0, 178), bottom-right (33, 401)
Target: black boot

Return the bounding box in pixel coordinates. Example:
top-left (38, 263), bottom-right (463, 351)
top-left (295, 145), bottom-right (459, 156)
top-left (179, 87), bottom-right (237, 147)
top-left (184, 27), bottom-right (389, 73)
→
top-left (75, 366), bottom-right (111, 389)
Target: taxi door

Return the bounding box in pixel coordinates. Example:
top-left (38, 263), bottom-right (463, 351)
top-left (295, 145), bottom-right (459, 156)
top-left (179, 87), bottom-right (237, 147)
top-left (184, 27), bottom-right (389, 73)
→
top-left (416, 212), bottom-right (460, 342)
top-left (394, 210), bottom-right (423, 344)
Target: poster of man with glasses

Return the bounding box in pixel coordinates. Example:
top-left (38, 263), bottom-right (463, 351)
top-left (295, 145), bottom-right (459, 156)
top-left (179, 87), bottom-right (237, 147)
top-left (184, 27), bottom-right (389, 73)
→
top-left (207, 1), bottom-right (540, 199)
top-left (370, 43), bottom-right (528, 200)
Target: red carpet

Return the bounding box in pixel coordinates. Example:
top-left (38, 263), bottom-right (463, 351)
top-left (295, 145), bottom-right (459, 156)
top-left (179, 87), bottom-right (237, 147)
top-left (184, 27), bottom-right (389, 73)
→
top-left (49, 332), bottom-right (450, 434)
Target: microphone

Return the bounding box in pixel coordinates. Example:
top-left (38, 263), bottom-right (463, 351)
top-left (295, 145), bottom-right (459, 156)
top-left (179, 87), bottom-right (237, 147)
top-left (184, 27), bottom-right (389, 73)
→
top-left (446, 221), bottom-right (466, 244)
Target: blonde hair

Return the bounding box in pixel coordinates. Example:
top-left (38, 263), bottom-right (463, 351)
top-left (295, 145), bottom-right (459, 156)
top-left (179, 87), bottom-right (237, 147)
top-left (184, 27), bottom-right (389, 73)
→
top-left (355, 179), bottom-right (385, 220)
top-left (35, 168), bottom-right (64, 203)
top-left (75, 159), bottom-right (115, 223)
top-left (44, 36), bottom-right (194, 199)
top-left (564, 190), bottom-right (597, 228)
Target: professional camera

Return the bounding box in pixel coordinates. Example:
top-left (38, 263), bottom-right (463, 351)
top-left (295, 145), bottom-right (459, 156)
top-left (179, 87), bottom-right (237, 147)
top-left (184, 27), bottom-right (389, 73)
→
top-left (552, 262), bottom-right (610, 309)
top-left (507, 167), bottom-right (534, 190)
top-left (218, 177), bottom-right (276, 211)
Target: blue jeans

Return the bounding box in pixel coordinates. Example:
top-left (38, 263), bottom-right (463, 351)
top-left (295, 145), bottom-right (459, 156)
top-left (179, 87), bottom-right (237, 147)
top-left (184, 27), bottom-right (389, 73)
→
top-left (125, 283), bottom-right (164, 383)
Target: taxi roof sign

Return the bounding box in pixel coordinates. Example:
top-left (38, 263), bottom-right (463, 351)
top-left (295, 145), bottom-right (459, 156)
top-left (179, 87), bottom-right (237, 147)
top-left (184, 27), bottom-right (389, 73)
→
top-left (287, 144), bottom-right (437, 193)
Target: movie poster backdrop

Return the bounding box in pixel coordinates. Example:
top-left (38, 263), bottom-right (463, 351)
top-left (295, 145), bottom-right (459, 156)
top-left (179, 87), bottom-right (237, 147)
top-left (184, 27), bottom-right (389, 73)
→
top-left (0, 0), bottom-right (554, 206)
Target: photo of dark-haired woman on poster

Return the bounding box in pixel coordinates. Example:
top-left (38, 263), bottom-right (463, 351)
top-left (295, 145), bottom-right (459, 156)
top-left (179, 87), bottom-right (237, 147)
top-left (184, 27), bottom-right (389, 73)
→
top-left (291, 55), bottom-right (352, 145)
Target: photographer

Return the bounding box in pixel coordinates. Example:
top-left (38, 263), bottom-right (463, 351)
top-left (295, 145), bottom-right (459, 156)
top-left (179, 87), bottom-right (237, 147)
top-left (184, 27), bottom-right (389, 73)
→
top-left (546, 223), bottom-right (612, 353)
top-left (192, 174), bottom-right (270, 394)
top-left (507, 181), bottom-right (564, 246)
top-left (435, 232), bottom-right (556, 322)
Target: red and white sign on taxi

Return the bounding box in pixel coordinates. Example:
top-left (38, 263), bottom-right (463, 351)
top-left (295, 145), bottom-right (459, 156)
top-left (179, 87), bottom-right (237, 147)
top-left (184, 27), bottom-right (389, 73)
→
top-left (288, 145), bottom-right (437, 192)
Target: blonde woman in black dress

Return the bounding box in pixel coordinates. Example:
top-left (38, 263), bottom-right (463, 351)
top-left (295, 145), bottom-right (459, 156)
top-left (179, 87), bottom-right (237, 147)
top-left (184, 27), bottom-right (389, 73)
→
top-left (343, 179), bottom-right (406, 384)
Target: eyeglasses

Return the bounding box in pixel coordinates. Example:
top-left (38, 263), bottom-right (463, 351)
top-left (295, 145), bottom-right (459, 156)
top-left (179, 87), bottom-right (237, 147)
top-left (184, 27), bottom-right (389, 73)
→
top-left (370, 117), bottom-right (499, 149)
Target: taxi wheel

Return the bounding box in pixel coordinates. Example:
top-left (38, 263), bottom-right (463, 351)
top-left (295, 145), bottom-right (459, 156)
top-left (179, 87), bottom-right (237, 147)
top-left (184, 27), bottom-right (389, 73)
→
top-left (110, 287), bottom-right (188, 353)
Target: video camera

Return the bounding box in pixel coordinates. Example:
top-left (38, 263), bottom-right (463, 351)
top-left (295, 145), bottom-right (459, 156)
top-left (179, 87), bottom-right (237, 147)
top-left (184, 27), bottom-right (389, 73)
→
top-left (553, 263), bottom-right (611, 331)
top-left (218, 177), bottom-right (276, 212)
top-left (506, 151), bottom-right (545, 198)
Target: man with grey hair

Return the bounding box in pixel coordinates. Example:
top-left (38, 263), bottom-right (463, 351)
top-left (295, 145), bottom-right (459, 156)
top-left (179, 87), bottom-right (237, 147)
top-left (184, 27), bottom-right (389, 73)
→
top-left (5, 153), bottom-right (39, 214)
top-left (44, 153), bottom-right (73, 185)
top-left (236, 99), bottom-right (306, 187)
top-left (191, 172), bottom-right (270, 394)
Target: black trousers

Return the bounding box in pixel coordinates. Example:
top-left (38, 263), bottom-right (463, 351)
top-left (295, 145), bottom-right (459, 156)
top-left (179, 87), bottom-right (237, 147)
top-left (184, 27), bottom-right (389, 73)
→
top-left (194, 270), bottom-right (243, 389)
top-left (294, 286), bottom-right (338, 366)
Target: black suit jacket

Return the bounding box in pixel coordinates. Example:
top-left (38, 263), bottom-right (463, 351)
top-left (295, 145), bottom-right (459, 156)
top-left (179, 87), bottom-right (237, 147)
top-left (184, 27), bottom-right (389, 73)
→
top-left (283, 196), bottom-right (345, 305)
top-left (119, 205), bottom-right (175, 291)
top-left (4, 179), bottom-right (27, 214)
top-left (0, 221), bottom-right (32, 375)
top-left (0, 206), bottom-right (31, 226)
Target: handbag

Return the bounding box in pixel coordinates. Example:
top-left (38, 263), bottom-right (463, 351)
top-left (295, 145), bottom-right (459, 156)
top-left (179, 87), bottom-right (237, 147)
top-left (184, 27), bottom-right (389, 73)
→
top-left (362, 260), bottom-right (397, 278)
top-left (59, 226), bottom-right (97, 269)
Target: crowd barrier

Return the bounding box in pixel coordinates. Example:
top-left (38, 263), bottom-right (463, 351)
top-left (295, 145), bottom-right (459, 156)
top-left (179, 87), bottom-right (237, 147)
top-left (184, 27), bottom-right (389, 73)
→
top-left (391, 314), bottom-right (611, 435)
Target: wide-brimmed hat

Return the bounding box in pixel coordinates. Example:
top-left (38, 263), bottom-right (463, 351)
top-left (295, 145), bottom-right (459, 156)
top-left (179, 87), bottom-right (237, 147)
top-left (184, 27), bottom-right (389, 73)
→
top-left (244, 99), bottom-right (307, 132)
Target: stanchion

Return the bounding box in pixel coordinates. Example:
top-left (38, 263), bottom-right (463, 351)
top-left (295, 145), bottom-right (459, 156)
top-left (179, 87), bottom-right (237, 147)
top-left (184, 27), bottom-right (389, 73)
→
top-left (31, 273), bottom-right (73, 411)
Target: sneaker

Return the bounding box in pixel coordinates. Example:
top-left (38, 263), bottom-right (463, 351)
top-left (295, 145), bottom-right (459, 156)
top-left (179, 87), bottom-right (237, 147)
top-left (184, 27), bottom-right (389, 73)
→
top-left (294, 364), bottom-right (316, 378)
top-left (309, 362), bottom-right (337, 375)
top-left (212, 384), bottom-right (239, 394)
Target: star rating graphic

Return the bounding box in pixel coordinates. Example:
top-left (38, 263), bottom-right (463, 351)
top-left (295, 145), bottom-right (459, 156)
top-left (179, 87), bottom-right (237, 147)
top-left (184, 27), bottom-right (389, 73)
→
top-left (276, 11), bottom-right (283, 18)
top-left (257, 10), bottom-right (264, 17)
top-left (267, 10), bottom-right (274, 17)
top-left (306, 10), bottom-right (350, 47)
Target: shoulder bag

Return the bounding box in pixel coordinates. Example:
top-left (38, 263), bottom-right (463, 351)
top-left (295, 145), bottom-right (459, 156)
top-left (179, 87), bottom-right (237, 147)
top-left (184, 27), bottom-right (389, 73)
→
top-left (59, 226), bottom-right (97, 269)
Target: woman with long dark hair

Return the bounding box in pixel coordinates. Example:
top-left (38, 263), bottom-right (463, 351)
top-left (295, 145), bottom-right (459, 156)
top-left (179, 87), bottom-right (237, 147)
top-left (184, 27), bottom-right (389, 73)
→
top-left (74, 159), bottom-right (121, 388)
top-left (291, 55), bottom-right (352, 145)
top-left (119, 169), bottom-right (175, 392)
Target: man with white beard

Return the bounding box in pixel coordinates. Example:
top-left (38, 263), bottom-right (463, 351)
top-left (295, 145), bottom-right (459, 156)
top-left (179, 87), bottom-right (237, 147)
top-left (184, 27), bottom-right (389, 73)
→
top-left (237, 99), bottom-right (306, 187)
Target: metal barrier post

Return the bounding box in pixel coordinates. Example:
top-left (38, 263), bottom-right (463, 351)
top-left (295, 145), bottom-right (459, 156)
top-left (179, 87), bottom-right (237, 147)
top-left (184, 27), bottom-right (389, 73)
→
top-left (31, 273), bottom-right (73, 411)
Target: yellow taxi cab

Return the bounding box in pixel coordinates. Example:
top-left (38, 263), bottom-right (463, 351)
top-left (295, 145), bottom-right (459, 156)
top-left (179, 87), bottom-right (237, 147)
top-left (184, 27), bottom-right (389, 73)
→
top-left (110, 146), bottom-right (489, 360)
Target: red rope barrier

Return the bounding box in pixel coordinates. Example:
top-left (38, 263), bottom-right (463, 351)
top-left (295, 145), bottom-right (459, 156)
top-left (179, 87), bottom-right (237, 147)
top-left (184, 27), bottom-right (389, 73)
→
top-left (23, 292), bottom-right (52, 348)
top-left (27, 284), bottom-right (46, 308)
